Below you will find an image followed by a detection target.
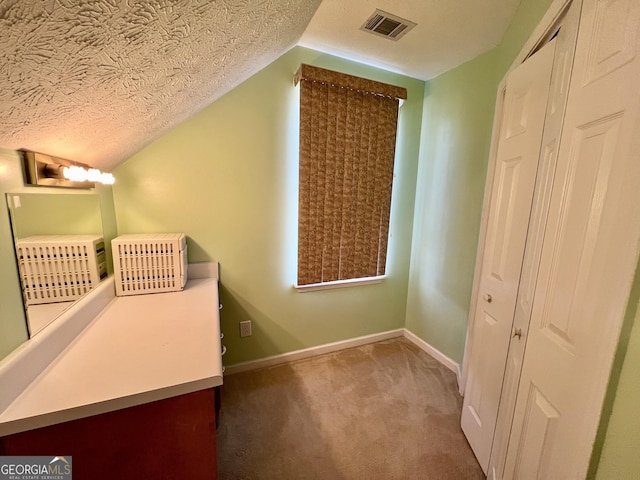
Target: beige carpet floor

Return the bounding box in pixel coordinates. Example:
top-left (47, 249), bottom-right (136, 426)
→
top-left (217, 337), bottom-right (485, 480)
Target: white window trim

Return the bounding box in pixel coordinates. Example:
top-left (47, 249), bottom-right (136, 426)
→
top-left (294, 276), bottom-right (385, 293)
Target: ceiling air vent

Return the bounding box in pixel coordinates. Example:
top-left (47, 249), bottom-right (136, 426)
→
top-left (361, 9), bottom-right (416, 41)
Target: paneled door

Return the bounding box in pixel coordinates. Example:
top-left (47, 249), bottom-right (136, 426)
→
top-left (502, 0), bottom-right (640, 477)
top-left (461, 39), bottom-right (556, 473)
top-left (487, 1), bottom-right (582, 477)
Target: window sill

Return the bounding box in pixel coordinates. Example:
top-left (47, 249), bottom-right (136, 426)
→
top-left (294, 276), bottom-right (385, 293)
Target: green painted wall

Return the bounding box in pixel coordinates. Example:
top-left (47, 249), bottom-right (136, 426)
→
top-left (0, 149), bottom-right (30, 358)
top-left (112, 46), bottom-right (424, 366)
top-left (495, 0), bottom-right (557, 75)
top-left (405, 0), bottom-right (554, 363)
top-left (404, 49), bottom-right (499, 362)
top-left (590, 257), bottom-right (640, 478)
top-left (9, 193), bottom-right (102, 239)
top-left (97, 184), bottom-right (118, 275)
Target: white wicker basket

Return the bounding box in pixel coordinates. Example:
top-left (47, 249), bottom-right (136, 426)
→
top-left (16, 235), bottom-right (107, 305)
top-left (112, 233), bottom-right (187, 296)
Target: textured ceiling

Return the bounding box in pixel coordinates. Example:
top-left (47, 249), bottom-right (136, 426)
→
top-left (0, 0), bottom-right (322, 170)
top-left (300, 0), bottom-right (522, 80)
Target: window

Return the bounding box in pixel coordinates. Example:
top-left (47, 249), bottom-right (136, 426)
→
top-left (294, 64), bottom-right (407, 287)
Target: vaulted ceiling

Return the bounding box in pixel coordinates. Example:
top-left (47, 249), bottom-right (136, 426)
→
top-left (0, 0), bottom-right (521, 171)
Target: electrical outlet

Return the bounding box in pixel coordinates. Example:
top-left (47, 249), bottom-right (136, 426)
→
top-left (240, 320), bottom-right (252, 337)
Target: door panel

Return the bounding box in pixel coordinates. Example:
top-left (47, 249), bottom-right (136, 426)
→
top-left (461, 39), bottom-right (556, 473)
top-left (488, 156), bottom-right (523, 280)
top-left (538, 114), bottom-right (621, 353)
top-left (512, 384), bottom-right (560, 479)
top-left (505, 93), bottom-right (530, 138)
top-left (583, 0), bottom-right (639, 83)
top-left (503, 0), bottom-right (640, 477)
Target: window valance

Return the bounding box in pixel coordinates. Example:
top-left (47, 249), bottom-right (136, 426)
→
top-left (294, 64), bottom-right (407, 100)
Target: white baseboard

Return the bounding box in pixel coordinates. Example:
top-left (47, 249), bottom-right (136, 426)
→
top-left (224, 328), bottom-right (463, 391)
top-left (224, 329), bottom-right (404, 375)
top-left (402, 329), bottom-right (462, 390)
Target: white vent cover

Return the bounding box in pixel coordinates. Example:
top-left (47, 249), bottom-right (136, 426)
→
top-left (16, 235), bottom-right (107, 305)
top-left (112, 233), bottom-right (187, 297)
top-left (361, 9), bottom-right (416, 41)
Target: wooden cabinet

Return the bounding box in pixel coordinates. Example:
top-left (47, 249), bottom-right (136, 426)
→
top-left (0, 389), bottom-right (217, 480)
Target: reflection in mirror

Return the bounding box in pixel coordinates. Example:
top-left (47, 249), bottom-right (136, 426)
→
top-left (6, 193), bottom-right (107, 336)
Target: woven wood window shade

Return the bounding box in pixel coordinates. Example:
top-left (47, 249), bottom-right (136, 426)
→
top-left (294, 64), bottom-right (407, 286)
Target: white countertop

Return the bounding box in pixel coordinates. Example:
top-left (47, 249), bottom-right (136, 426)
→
top-left (0, 275), bottom-right (222, 436)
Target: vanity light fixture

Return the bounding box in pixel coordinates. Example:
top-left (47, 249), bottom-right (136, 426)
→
top-left (21, 150), bottom-right (115, 188)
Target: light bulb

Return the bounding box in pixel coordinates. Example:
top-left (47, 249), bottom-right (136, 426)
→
top-left (62, 165), bottom-right (89, 182)
top-left (61, 165), bottom-right (114, 185)
top-left (100, 173), bottom-right (115, 185)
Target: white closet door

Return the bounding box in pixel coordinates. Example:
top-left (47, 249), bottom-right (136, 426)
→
top-left (461, 39), bottom-right (556, 473)
top-left (487, 2), bottom-right (582, 478)
top-left (502, 0), bottom-right (640, 477)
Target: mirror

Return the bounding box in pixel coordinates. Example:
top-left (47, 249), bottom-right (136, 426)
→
top-left (6, 193), bottom-right (107, 336)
